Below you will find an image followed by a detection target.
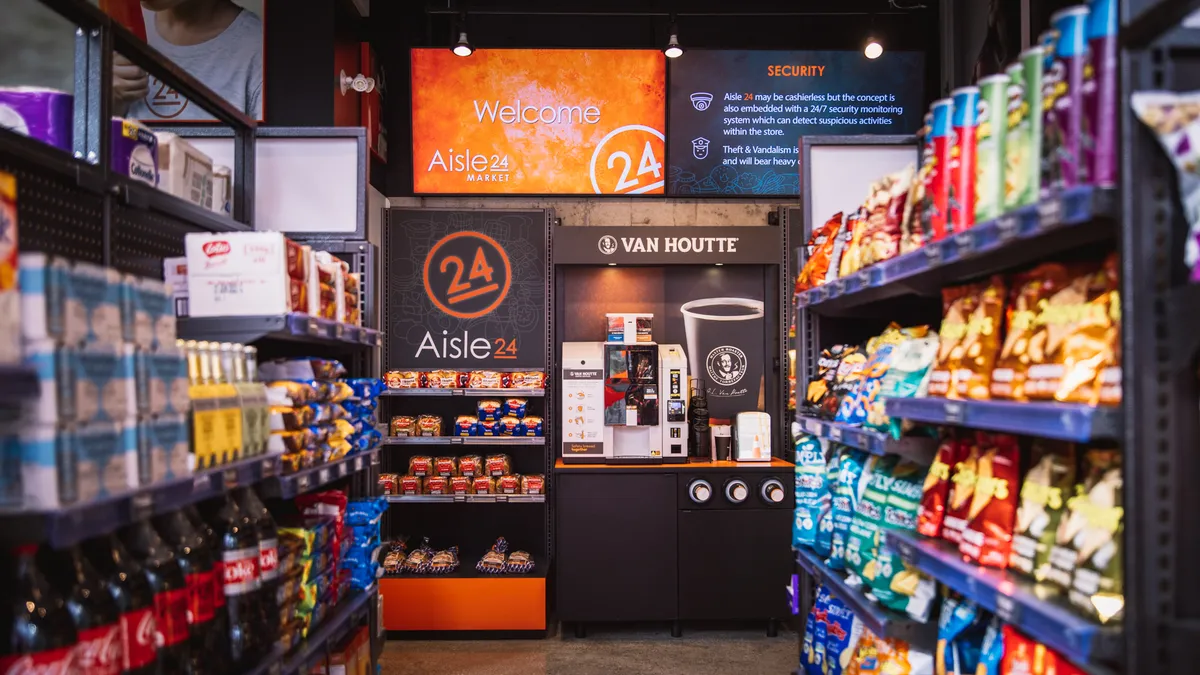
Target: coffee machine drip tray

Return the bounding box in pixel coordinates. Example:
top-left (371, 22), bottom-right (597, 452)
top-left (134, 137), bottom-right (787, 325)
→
top-left (608, 426), bottom-right (664, 464)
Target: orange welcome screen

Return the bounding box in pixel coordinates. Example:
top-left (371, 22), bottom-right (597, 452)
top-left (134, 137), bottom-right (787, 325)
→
top-left (411, 49), bottom-right (666, 195)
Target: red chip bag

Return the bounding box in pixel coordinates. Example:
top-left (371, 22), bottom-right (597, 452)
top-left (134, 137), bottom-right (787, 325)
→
top-left (916, 434), bottom-right (963, 538)
top-left (959, 433), bottom-right (1020, 567)
top-left (942, 433), bottom-right (983, 544)
top-left (1000, 625), bottom-right (1040, 675)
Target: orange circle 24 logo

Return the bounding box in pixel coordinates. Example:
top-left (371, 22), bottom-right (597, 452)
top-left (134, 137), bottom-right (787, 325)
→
top-left (423, 232), bottom-right (512, 319)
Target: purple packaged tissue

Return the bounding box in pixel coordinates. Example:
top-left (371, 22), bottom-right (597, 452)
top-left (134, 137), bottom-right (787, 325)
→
top-left (0, 87), bottom-right (73, 153)
top-left (111, 118), bottom-right (158, 187)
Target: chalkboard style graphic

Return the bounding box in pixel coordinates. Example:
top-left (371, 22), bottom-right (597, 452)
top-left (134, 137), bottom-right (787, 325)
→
top-left (386, 209), bottom-right (549, 369)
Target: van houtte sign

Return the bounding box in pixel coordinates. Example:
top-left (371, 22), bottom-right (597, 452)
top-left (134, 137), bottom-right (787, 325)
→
top-left (554, 226), bottom-right (782, 265)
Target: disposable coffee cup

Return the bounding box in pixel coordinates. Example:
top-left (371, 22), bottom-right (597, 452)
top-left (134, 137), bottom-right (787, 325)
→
top-left (681, 297), bottom-right (765, 420)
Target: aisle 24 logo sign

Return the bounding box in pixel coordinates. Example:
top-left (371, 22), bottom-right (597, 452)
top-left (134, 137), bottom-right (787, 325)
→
top-left (411, 49), bottom-right (666, 195)
top-left (418, 231), bottom-right (518, 360)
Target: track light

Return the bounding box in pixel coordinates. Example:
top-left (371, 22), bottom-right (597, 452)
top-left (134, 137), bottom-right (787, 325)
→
top-left (664, 33), bottom-right (683, 58)
top-left (864, 37), bottom-right (883, 59)
top-left (453, 31), bottom-right (473, 57)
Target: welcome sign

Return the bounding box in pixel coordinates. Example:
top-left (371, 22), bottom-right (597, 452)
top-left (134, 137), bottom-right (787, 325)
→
top-left (410, 49), bottom-right (666, 195)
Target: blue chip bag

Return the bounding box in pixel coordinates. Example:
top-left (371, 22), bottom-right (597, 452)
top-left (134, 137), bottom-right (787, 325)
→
top-left (346, 377), bottom-right (384, 401)
top-left (824, 592), bottom-right (864, 675)
top-left (935, 592), bottom-right (988, 675)
top-left (828, 448), bottom-right (870, 570)
top-left (814, 450), bottom-right (838, 557)
top-left (793, 434), bottom-right (827, 548)
top-left (976, 616), bottom-right (1004, 675)
top-left (809, 585), bottom-right (832, 675)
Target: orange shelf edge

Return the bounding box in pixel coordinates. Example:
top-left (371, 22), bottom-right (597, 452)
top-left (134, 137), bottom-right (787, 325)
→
top-left (379, 576), bottom-right (547, 631)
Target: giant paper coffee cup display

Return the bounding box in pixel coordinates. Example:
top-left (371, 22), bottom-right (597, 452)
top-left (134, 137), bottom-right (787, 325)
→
top-left (681, 297), bottom-right (765, 420)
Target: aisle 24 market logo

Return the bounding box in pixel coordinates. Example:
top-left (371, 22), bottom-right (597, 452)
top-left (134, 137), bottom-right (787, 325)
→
top-left (417, 231), bottom-right (518, 362)
top-left (707, 346), bottom-right (747, 387)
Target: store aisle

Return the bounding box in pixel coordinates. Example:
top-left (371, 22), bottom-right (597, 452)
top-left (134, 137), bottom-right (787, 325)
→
top-left (380, 626), bottom-right (796, 675)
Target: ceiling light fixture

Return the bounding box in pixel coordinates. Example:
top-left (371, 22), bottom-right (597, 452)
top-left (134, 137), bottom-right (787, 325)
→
top-left (864, 37), bottom-right (883, 59)
top-left (664, 18), bottom-right (683, 58)
top-left (453, 31), bottom-right (473, 57)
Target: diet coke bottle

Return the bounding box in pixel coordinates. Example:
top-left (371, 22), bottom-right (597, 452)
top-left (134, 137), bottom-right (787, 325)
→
top-left (39, 546), bottom-right (122, 674)
top-left (83, 535), bottom-right (158, 675)
top-left (155, 510), bottom-right (226, 674)
top-left (121, 521), bottom-right (192, 674)
top-left (233, 487), bottom-right (279, 644)
top-left (0, 545), bottom-right (78, 674)
top-left (203, 495), bottom-right (263, 667)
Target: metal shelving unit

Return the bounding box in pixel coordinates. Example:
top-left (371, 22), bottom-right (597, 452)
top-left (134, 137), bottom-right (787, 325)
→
top-left (380, 387), bottom-right (547, 397)
top-left (385, 494), bottom-right (545, 503)
top-left (381, 436), bottom-right (545, 446)
top-left (882, 399), bottom-right (1123, 443)
top-left (177, 314), bottom-right (383, 349)
top-left (793, 415), bottom-right (938, 457)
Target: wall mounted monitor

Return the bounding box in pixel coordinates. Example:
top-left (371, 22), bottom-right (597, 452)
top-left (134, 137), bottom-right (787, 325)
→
top-left (411, 48), bottom-right (666, 195)
top-left (667, 50), bottom-right (925, 196)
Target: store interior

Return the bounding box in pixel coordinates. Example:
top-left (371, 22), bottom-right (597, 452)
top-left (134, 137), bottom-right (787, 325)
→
top-left (0, 0), bottom-right (1197, 673)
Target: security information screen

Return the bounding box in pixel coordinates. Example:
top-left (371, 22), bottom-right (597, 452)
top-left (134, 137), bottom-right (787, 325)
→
top-left (667, 50), bottom-right (924, 196)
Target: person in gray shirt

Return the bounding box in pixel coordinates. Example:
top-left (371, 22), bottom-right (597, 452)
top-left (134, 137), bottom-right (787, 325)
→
top-left (113, 0), bottom-right (263, 121)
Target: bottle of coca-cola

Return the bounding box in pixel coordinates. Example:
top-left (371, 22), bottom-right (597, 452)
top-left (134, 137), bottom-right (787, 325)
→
top-left (202, 495), bottom-right (262, 667)
top-left (121, 521), bottom-right (192, 674)
top-left (233, 487), bottom-right (279, 645)
top-left (38, 546), bottom-right (123, 675)
top-left (182, 505), bottom-right (227, 633)
top-left (0, 545), bottom-right (78, 674)
top-left (155, 510), bottom-right (226, 674)
top-left (83, 535), bottom-right (158, 675)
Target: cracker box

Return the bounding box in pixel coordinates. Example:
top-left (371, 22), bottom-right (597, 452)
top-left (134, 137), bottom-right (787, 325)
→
top-left (154, 132), bottom-right (213, 209)
top-left (185, 232), bottom-right (304, 317)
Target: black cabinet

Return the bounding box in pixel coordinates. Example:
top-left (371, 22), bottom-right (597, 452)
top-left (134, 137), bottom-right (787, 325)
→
top-left (556, 473), bottom-right (678, 621)
top-left (677, 508), bottom-right (792, 620)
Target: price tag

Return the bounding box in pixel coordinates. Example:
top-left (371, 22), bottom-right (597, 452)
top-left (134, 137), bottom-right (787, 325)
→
top-left (451, 437), bottom-right (464, 445)
top-left (831, 279), bottom-right (846, 296)
top-left (451, 389), bottom-right (466, 396)
top-left (495, 494), bottom-right (508, 502)
top-left (193, 475), bottom-right (211, 494)
top-left (995, 594), bottom-right (1021, 623)
top-left (373, 332), bottom-right (383, 347)
top-left (296, 474), bottom-right (311, 492)
top-left (996, 215), bottom-right (1019, 243)
top-left (223, 468), bottom-right (238, 489)
top-left (261, 458), bottom-right (277, 478)
top-left (828, 426), bottom-right (842, 441)
top-left (944, 401), bottom-right (964, 425)
top-left (130, 492), bottom-right (154, 520)
top-left (954, 232), bottom-right (973, 255)
top-left (333, 323), bottom-right (345, 340)
top-left (805, 419), bottom-right (820, 434)
top-left (453, 494), bottom-right (467, 503)
top-left (858, 270), bottom-right (872, 288)
top-left (306, 317), bottom-right (319, 335)
top-left (354, 457), bottom-right (364, 472)
top-left (924, 243), bottom-right (942, 266)
top-left (371, 453), bottom-right (381, 466)
top-left (318, 468), bottom-right (331, 485)
top-left (1038, 197), bottom-right (1062, 228)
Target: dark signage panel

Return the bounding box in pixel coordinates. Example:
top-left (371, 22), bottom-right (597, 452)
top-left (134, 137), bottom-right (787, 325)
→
top-left (552, 226), bottom-right (783, 266)
top-left (668, 50), bottom-right (925, 196)
top-left (385, 209), bottom-right (550, 369)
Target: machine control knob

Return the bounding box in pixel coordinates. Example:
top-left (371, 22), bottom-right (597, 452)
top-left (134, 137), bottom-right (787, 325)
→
top-left (725, 479), bottom-right (749, 504)
top-left (761, 478), bottom-right (786, 504)
top-left (688, 479), bottom-right (713, 504)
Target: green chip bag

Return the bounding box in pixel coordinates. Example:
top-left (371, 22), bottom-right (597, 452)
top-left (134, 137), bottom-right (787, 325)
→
top-left (846, 455), bottom-right (898, 585)
top-left (1009, 440), bottom-right (1076, 582)
top-left (1060, 449), bottom-right (1124, 623)
top-left (870, 460), bottom-right (937, 622)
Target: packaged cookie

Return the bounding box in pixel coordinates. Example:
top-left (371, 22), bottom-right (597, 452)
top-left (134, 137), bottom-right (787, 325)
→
top-left (796, 212), bottom-right (844, 292)
top-left (271, 405), bottom-right (315, 432)
top-left (429, 547), bottom-right (459, 574)
top-left (448, 476), bottom-right (473, 495)
top-left (520, 416), bottom-right (544, 437)
top-left (453, 415), bottom-right (476, 436)
top-left (416, 414), bottom-right (442, 436)
top-left (521, 474), bottom-right (545, 495)
top-left (424, 476), bottom-right (450, 495)
top-left (399, 475), bottom-right (422, 495)
top-left (1009, 440), bottom-right (1076, 581)
top-left (433, 456), bottom-right (456, 477)
top-left (928, 284), bottom-right (980, 398)
top-left (471, 476), bottom-right (495, 494)
top-left (457, 455), bottom-right (483, 477)
top-left (407, 456), bottom-right (432, 477)
top-left (385, 370), bottom-right (421, 389)
top-left (497, 415), bottom-right (522, 436)
top-left (990, 263), bottom-right (1073, 400)
top-left (505, 549), bottom-right (535, 574)
top-left (377, 473), bottom-right (399, 495)
top-left (475, 420), bottom-right (500, 437)
top-left (495, 474), bottom-right (521, 494)
top-left (485, 454), bottom-right (512, 477)
top-left (917, 434), bottom-right (964, 538)
top-left (942, 434), bottom-right (984, 545)
top-left (469, 370), bottom-right (505, 389)
top-left (476, 538), bottom-right (509, 574)
top-left (1052, 449), bottom-right (1124, 622)
top-left (390, 416), bottom-right (417, 437)
top-left (477, 399), bottom-right (503, 422)
top-left (952, 276), bottom-right (1006, 400)
top-left (958, 433), bottom-right (1020, 568)
top-left (502, 398), bottom-right (528, 418)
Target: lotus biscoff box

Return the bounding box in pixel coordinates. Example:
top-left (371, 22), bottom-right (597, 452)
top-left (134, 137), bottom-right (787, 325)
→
top-left (184, 232), bottom-right (306, 318)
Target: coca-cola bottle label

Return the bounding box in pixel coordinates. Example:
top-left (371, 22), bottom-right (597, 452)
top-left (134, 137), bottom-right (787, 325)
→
top-left (119, 607), bottom-right (157, 670)
top-left (212, 561), bottom-right (227, 608)
top-left (74, 623), bottom-right (122, 675)
top-left (153, 588), bottom-right (190, 648)
top-left (0, 646), bottom-right (76, 675)
top-left (187, 570), bottom-right (216, 624)
top-left (221, 547), bottom-right (260, 596)
top-left (259, 538), bottom-right (279, 583)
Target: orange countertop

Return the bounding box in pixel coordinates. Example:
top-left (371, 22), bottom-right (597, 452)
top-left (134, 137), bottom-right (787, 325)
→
top-left (555, 457), bottom-right (794, 471)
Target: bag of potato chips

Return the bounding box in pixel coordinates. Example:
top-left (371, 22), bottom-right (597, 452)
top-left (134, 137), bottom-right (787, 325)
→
top-left (828, 448), bottom-right (871, 570)
top-left (1051, 449), bottom-right (1124, 623)
top-left (990, 264), bottom-right (1072, 401)
top-left (917, 434), bottom-right (964, 538)
top-left (794, 434), bottom-right (828, 549)
top-left (815, 450), bottom-right (838, 557)
top-left (928, 284), bottom-right (981, 398)
top-left (846, 455), bottom-right (899, 587)
top-left (941, 433), bottom-right (985, 545)
top-left (959, 433), bottom-right (1021, 568)
top-left (825, 592), bottom-right (865, 675)
top-left (952, 275), bottom-right (1007, 400)
top-left (870, 461), bottom-right (936, 622)
top-left (1009, 440), bottom-right (1076, 581)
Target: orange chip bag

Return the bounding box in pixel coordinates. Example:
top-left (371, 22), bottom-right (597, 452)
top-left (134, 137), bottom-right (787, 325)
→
top-left (928, 283), bottom-right (980, 398)
top-left (796, 212), bottom-right (843, 292)
top-left (991, 263), bottom-right (1073, 400)
top-left (953, 275), bottom-right (1006, 399)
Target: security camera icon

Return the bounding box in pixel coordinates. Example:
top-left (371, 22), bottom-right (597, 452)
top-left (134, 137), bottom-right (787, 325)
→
top-left (691, 137), bottom-right (710, 160)
top-left (690, 92), bottom-right (713, 111)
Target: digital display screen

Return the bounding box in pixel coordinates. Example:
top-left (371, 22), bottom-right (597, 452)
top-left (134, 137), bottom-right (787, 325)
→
top-left (410, 48), bottom-right (666, 195)
top-left (667, 50), bottom-right (925, 195)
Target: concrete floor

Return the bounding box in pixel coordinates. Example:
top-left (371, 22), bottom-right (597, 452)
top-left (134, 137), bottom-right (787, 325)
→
top-left (380, 625), bottom-right (797, 675)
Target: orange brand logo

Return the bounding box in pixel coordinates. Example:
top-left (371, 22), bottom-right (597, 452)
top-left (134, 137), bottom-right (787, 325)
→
top-left (423, 231), bottom-right (512, 320)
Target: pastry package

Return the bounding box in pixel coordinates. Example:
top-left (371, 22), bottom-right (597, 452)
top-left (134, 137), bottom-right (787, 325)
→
top-left (952, 276), bottom-right (1006, 399)
top-left (448, 476), bottom-right (473, 495)
top-left (433, 456), bottom-right (457, 477)
top-left (941, 434), bottom-right (983, 545)
top-left (407, 456), bottom-right (432, 477)
top-left (453, 415), bottom-right (476, 436)
top-left (471, 476), bottom-right (495, 494)
top-left (495, 474), bottom-right (521, 495)
top-left (423, 476), bottom-right (450, 495)
top-left (457, 455), bottom-right (483, 478)
top-left (990, 263), bottom-right (1073, 400)
top-left (497, 415), bottom-right (522, 436)
top-left (916, 434), bottom-right (964, 538)
top-left (424, 370), bottom-right (462, 388)
top-left (928, 284), bottom-right (980, 398)
top-left (271, 405), bottom-right (315, 432)
top-left (1131, 91), bottom-right (1200, 280)
top-left (377, 473), bottom-right (399, 496)
top-left (468, 370), bottom-right (507, 388)
top-left (502, 398), bottom-right (528, 418)
top-left (521, 474), bottom-right (545, 495)
top-left (428, 546), bottom-right (459, 575)
top-left (511, 371), bottom-right (546, 388)
top-left (485, 454), bottom-right (512, 477)
top-left (958, 433), bottom-right (1021, 568)
top-left (477, 399), bottom-right (503, 422)
top-left (476, 538), bottom-right (509, 574)
top-left (475, 420), bottom-right (500, 436)
top-left (1009, 440), bottom-right (1076, 581)
top-left (519, 416), bottom-right (544, 437)
top-left (505, 549), bottom-right (535, 574)
top-left (384, 370), bottom-right (421, 389)
top-left (1049, 448), bottom-right (1124, 623)
top-left (796, 212), bottom-right (844, 292)
top-left (416, 414), bottom-right (443, 436)
top-left (398, 475), bottom-right (422, 495)
top-left (390, 415), bottom-right (417, 437)
top-left (401, 540), bottom-right (434, 574)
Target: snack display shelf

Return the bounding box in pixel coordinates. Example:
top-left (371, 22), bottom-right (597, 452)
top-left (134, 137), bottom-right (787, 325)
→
top-left (380, 388), bottom-right (547, 397)
top-left (384, 494), bottom-right (546, 503)
top-left (795, 186), bottom-right (1116, 314)
top-left (244, 587), bottom-right (376, 675)
top-left (382, 436), bottom-right (545, 446)
top-left (112, 173), bottom-right (250, 234)
top-left (258, 448), bottom-right (380, 499)
top-left (381, 552), bottom-right (548, 581)
top-left (883, 530), bottom-right (1123, 670)
top-left (883, 398), bottom-right (1121, 442)
top-left (0, 364), bottom-right (40, 406)
top-left (177, 314), bottom-right (383, 349)
top-left (793, 415), bottom-right (938, 457)
top-left (793, 545), bottom-right (933, 642)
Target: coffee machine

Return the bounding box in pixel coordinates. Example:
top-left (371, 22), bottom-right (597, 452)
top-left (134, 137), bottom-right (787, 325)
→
top-left (560, 342), bottom-right (689, 463)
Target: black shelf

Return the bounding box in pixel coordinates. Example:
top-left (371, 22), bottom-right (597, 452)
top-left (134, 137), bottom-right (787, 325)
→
top-left (112, 175), bottom-right (250, 234)
top-left (380, 552), bottom-right (547, 580)
top-left (883, 398), bottom-right (1122, 442)
top-left (380, 388), bottom-right (546, 397)
top-left (795, 186), bottom-right (1116, 316)
top-left (0, 365), bottom-right (40, 407)
top-left (244, 587), bottom-right (376, 675)
top-left (794, 415), bottom-right (938, 457)
top-left (884, 530), bottom-right (1123, 670)
top-left (177, 314), bottom-right (383, 349)
top-left (793, 546), bottom-right (933, 642)
top-left (1122, 0), bottom-right (1200, 47)
top-left (382, 437), bottom-right (545, 446)
top-left (385, 494), bottom-right (545, 503)
top-left (259, 448), bottom-right (380, 499)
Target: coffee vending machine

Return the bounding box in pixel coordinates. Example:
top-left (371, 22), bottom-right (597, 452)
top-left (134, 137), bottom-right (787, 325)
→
top-left (560, 342), bottom-right (689, 463)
